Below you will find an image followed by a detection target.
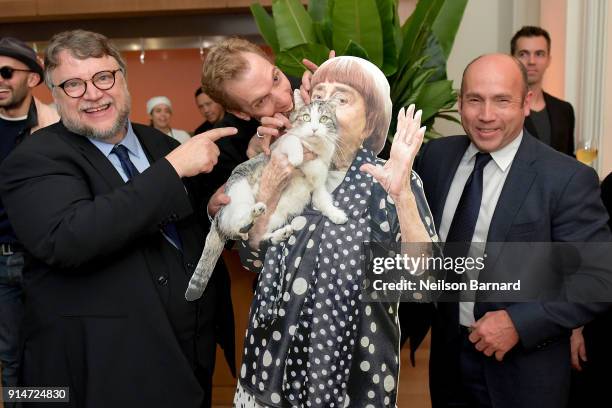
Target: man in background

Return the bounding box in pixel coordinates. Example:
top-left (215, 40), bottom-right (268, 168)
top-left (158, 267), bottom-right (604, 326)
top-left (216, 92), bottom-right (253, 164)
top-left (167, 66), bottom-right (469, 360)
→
top-left (511, 25), bottom-right (575, 156)
top-left (194, 87), bottom-right (225, 135)
top-left (0, 37), bottom-right (58, 399)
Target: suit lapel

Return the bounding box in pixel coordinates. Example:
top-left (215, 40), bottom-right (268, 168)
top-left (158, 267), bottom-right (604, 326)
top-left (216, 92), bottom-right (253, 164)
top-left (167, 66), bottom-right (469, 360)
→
top-left (482, 133), bottom-right (537, 279)
top-left (60, 122), bottom-right (126, 188)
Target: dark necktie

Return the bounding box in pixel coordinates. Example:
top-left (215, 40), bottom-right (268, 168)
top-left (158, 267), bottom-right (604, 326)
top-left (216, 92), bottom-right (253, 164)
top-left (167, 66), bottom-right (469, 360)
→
top-left (446, 152), bottom-right (492, 243)
top-left (443, 152), bottom-right (492, 288)
top-left (111, 144), bottom-right (183, 251)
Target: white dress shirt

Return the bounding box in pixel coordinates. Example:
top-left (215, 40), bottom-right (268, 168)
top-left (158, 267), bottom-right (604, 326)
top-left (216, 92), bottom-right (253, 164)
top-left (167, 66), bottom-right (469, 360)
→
top-left (438, 132), bottom-right (523, 326)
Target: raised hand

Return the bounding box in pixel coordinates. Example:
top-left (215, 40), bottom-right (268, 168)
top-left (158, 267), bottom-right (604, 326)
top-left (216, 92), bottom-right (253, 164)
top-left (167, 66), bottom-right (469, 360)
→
top-left (360, 105), bottom-right (426, 202)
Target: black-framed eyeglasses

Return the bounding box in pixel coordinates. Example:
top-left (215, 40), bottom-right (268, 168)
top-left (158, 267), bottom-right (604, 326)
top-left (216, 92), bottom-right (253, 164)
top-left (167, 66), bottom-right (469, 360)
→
top-left (53, 69), bottom-right (123, 98)
top-left (0, 66), bottom-right (34, 80)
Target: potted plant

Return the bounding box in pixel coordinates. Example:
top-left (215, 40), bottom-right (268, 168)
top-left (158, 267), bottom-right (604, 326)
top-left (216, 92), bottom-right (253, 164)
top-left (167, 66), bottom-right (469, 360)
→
top-left (251, 0), bottom-right (468, 144)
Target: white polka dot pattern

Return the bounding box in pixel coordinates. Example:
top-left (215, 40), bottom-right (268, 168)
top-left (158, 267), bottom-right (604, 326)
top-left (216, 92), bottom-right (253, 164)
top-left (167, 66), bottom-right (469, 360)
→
top-left (234, 149), bottom-right (437, 407)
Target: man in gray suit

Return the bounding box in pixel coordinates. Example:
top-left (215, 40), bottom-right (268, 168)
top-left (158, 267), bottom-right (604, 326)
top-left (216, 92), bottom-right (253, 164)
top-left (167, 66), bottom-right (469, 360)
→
top-left (416, 53), bottom-right (611, 408)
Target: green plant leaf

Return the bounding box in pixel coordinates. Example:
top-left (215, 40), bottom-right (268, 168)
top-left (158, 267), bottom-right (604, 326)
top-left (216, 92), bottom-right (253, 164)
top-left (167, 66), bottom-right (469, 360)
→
top-left (432, 0), bottom-right (468, 59)
top-left (422, 31), bottom-right (447, 81)
top-left (332, 0), bottom-right (384, 66)
top-left (273, 0), bottom-right (316, 51)
top-left (250, 3), bottom-right (280, 53)
top-left (415, 80), bottom-right (457, 122)
top-left (436, 113), bottom-right (461, 124)
top-left (342, 40), bottom-right (371, 59)
top-left (375, 0), bottom-right (398, 76)
top-left (398, 0), bottom-right (444, 64)
top-left (308, 0), bottom-right (328, 22)
top-left (390, 55), bottom-right (429, 101)
top-left (275, 42), bottom-right (331, 78)
top-left (312, 21), bottom-right (333, 48)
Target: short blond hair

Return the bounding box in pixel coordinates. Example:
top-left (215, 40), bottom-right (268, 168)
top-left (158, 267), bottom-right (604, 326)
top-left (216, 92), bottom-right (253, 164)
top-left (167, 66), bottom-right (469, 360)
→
top-left (311, 56), bottom-right (392, 154)
top-left (201, 38), bottom-right (270, 111)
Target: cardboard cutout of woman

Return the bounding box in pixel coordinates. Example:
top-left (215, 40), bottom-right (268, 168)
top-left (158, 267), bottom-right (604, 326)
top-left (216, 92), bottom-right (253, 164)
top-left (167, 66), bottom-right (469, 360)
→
top-left (234, 56), bottom-right (437, 408)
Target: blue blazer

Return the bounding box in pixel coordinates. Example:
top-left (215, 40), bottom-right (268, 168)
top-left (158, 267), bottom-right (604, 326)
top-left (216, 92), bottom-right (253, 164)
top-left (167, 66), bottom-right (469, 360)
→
top-left (415, 132), bottom-right (611, 408)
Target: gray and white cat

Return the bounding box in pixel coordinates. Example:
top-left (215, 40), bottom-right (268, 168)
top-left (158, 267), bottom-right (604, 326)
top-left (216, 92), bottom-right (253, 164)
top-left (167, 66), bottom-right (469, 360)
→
top-left (185, 90), bottom-right (347, 301)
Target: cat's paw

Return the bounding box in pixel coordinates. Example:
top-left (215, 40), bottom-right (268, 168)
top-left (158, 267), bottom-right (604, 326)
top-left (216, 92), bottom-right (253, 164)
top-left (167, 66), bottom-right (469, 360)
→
top-left (287, 153), bottom-right (304, 167)
top-left (269, 225), bottom-right (294, 244)
top-left (252, 202), bottom-right (267, 217)
top-left (238, 203), bottom-right (267, 234)
top-left (326, 209), bottom-right (348, 225)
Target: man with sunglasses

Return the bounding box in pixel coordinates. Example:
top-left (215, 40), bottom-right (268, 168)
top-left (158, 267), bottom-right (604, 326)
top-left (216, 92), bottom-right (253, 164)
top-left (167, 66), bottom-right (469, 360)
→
top-left (0, 30), bottom-right (237, 408)
top-left (0, 37), bottom-right (59, 399)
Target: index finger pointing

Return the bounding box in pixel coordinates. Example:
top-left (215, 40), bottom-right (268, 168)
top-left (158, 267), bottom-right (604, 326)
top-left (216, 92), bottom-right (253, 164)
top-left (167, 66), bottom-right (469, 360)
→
top-left (203, 127), bottom-right (238, 142)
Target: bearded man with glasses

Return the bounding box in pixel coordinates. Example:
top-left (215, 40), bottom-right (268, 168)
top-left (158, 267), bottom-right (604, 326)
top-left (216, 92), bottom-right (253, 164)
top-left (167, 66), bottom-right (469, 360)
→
top-left (0, 30), bottom-right (238, 408)
top-left (0, 37), bottom-right (58, 403)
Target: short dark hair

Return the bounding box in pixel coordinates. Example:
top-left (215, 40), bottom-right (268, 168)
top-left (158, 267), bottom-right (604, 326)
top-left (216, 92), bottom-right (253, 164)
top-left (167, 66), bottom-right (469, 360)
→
top-left (511, 26), bottom-right (551, 55)
top-left (195, 87), bottom-right (203, 98)
top-left (460, 54), bottom-right (529, 102)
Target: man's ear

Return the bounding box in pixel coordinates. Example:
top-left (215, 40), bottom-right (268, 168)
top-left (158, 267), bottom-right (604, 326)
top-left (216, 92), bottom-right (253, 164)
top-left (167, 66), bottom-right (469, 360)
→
top-left (228, 109), bottom-right (251, 121)
top-left (27, 73), bottom-right (41, 88)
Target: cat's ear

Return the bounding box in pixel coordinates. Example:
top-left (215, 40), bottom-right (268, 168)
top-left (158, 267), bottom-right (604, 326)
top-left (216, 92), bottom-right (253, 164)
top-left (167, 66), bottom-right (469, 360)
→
top-left (293, 89), bottom-right (306, 111)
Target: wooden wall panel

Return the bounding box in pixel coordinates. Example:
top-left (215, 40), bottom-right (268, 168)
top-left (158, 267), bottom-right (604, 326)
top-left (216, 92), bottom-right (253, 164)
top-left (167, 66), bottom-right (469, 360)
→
top-left (0, 0), bottom-right (38, 20)
top-left (1, 0), bottom-right (273, 22)
top-left (36, 0), bottom-right (226, 17)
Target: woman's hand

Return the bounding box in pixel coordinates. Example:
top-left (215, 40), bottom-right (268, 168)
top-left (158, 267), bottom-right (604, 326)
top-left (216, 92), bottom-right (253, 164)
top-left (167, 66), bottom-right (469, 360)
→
top-left (360, 105), bottom-right (425, 202)
top-left (247, 152), bottom-right (296, 249)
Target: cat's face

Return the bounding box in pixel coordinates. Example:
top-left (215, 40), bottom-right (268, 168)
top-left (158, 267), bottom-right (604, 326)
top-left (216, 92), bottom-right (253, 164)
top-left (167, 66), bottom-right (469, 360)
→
top-left (289, 96), bottom-right (339, 152)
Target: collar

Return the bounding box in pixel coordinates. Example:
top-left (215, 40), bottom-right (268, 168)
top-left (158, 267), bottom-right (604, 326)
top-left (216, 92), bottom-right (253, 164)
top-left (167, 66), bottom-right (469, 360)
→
top-left (88, 121), bottom-right (142, 158)
top-left (464, 131), bottom-right (523, 173)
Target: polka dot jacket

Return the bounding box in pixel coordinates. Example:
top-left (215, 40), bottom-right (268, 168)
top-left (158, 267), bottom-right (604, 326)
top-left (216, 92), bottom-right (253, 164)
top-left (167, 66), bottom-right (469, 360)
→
top-left (236, 148), bottom-right (437, 407)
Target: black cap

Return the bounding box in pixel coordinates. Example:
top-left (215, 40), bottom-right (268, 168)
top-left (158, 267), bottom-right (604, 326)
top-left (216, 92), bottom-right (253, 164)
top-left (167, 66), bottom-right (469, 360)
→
top-left (0, 37), bottom-right (43, 85)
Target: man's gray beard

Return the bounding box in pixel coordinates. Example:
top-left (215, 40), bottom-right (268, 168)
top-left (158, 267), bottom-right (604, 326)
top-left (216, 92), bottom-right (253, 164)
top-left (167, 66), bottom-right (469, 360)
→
top-left (61, 101), bottom-right (131, 142)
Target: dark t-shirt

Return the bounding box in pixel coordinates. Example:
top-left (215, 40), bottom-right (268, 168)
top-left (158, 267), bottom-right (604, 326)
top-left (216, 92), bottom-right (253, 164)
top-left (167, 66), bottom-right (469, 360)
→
top-left (1, 116), bottom-right (28, 243)
top-left (529, 107), bottom-right (552, 146)
top-left (194, 121), bottom-right (213, 135)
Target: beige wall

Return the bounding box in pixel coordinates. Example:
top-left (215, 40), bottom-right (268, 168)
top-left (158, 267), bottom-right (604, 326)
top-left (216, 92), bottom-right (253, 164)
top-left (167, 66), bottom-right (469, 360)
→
top-left (600, 2), bottom-right (612, 178)
top-left (540, 0), bottom-right (567, 99)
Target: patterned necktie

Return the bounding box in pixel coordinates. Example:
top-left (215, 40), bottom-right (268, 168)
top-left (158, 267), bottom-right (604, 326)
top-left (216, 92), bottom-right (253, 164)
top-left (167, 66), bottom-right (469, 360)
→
top-left (111, 144), bottom-right (183, 251)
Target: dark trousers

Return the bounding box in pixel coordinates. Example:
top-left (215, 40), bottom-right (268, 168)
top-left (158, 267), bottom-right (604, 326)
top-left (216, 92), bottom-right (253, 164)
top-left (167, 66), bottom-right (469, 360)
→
top-left (0, 251), bottom-right (25, 408)
top-left (458, 326), bottom-right (493, 408)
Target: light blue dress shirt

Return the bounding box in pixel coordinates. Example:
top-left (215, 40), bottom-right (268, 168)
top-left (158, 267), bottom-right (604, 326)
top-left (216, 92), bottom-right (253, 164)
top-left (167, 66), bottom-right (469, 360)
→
top-left (88, 121), bottom-right (150, 180)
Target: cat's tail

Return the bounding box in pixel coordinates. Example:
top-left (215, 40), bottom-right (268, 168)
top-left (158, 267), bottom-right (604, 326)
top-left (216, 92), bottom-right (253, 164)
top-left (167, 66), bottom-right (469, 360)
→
top-left (185, 225), bottom-right (225, 301)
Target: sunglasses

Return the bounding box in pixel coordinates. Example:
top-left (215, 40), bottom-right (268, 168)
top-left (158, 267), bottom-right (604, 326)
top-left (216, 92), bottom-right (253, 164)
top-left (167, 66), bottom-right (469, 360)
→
top-left (0, 66), bottom-right (34, 80)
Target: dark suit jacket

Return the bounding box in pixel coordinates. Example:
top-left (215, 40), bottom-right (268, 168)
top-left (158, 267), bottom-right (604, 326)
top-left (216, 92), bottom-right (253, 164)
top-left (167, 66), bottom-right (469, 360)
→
top-left (525, 91), bottom-right (575, 156)
top-left (415, 132), bottom-right (611, 408)
top-left (0, 122), bottom-right (234, 408)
